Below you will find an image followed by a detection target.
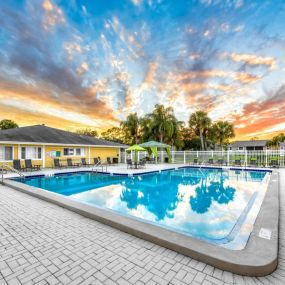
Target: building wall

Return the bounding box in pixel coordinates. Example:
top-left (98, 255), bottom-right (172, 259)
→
top-left (0, 143), bottom-right (120, 168)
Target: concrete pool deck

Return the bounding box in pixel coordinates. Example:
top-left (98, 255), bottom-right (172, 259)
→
top-left (1, 163), bottom-right (272, 180)
top-left (0, 167), bottom-right (283, 284)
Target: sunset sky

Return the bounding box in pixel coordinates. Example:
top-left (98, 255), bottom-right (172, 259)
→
top-left (0, 0), bottom-right (285, 139)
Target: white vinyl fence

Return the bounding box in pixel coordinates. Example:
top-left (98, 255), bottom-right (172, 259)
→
top-left (120, 150), bottom-right (285, 168)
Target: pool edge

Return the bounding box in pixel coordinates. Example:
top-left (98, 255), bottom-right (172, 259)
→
top-left (3, 171), bottom-right (279, 276)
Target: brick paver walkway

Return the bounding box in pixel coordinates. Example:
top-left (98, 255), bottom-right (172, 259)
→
top-left (0, 171), bottom-right (284, 285)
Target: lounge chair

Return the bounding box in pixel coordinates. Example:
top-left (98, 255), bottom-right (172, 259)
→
top-left (94, 157), bottom-right (101, 165)
top-left (25, 159), bottom-right (40, 171)
top-left (234, 159), bottom-right (241, 166)
top-left (54, 158), bottom-right (64, 168)
top-left (270, 159), bottom-right (279, 168)
top-left (249, 158), bottom-right (258, 167)
top-left (208, 158), bottom-right (214, 165)
top-left (67, 158), bottom-right (80, 168)
top-left (107, 157), bottom-right (112, 165)
top-left (13, 159), bottom-right (26, 172)
top-left (127, 159), bottom-right (133, 169)
top-left (138, 159), bottom-right (146, 168)
top-left (217, 158), bottom-right (224, 165)
top-left (146, 157), bottom-right (155, 164)
top-left (81, 158), bottom-right (92, 167)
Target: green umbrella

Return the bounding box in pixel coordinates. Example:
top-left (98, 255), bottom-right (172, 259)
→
top-left (139, 141), bottom-right (171, 162)
top-left (126, 145), bottom-right (146, 162)
top-left (126, 145), bottom-right (146, 151)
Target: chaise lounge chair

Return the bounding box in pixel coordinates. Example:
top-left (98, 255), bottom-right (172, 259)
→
top-left (127, 159), bottom-right (134, 169)
top-left (107, 157), bottom-right (113, 165)
top-left (208, 158), bottom-right (214, 165)
top-left (138, 159), bottom-right (146, 168)
top-left (67, 158), bottom-right (80, 168)
top-left (81, 158), bottom-right (92, 167)
top-left (25, 159), bottom-right (41, 171)
top-left (94, 157), bottom-right (101, 165)
top-left (217, 158), bottom-right (224, 165)
top-left (54, 158), bottom-right (64, 168)
top-left (13, 159), bottom-right (26, 172)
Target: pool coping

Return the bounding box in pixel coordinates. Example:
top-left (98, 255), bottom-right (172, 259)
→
top-left (3, 170), bottom-right (279, 276)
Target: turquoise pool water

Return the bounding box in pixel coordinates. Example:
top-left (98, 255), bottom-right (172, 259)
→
top-left (16, 168), bottom-right (269, 245)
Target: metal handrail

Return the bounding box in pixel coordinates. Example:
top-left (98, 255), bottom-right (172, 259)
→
top-left (1, 163), bottom-right (25, 184)
top-left (92, 160), bottom-right (108, 173)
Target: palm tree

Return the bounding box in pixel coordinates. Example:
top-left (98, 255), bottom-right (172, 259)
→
top-left (149, 104), bottom-right (175, 143)
top-left (211, 121), bottom-right (235, 149)
top-left (121, 113), bottom-right (141, 144)
top-left (189, 111), bottom-right (211, 151)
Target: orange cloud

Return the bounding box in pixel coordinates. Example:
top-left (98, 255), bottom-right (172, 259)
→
top-left (0, 79), bottom-right (118, 129)
top-left (231, 86), bottom-right (285, 139)
top-left (77, 62), bottom-right (89, 75)
top-left (228, 53), bottom-right (276, 70)
top-left (42, 0), bottom-right (65, 31)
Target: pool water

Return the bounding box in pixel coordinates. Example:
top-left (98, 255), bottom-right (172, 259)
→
top-left (18, 167), bottom-right (270, 246)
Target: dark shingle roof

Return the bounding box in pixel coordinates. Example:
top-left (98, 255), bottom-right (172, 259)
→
top-left (0, 125), bottom-right (127, 147)
top-left (229, 140), bottom-right (268, 147)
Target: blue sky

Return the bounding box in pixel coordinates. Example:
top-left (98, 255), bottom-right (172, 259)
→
top-left (0, 0), bottom-right (285, 138)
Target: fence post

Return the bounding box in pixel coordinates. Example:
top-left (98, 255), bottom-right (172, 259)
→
top-left (124, 149), bottom-right (127, 163)
top-left (184, 151), bottom-right (186, 164)
top-left (245, 150), bottom-right (247, 167)
top-left (265, 149), bottom-right (268, 167)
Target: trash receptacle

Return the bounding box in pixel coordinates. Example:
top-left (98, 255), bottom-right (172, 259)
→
top-left (164, 157), bottom-right (169, 163)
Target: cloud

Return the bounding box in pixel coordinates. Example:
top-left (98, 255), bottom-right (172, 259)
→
top-left (226, 53), bottom-right (276, 70)
top-left (0, 3), bottom-right (118, 126)
top-left (231, 84), bottom-right (285, 138)
top-left (42, 0), bottom-right (65, 31)
top-left (131, 0), bottom-right (142, 6)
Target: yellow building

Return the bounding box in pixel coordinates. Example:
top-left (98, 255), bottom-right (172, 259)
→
top-left (0, 125), bottom-right (126, 168)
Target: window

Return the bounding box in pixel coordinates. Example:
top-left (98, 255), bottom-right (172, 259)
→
top-left (0, 146), bottom-right (13, 161)
top-left (21, 147), bottom-right (42, 160)
top-left (63, 148), bottom-right (86, 156)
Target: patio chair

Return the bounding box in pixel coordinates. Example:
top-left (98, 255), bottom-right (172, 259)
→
top-left (107, 157), bottom-right (112, 165)
top-left (193, 158), bottom-right (199, 164)
top-left (25, 159), bottom-right (40, 171)
top-left (81, 158), bottom-right (92, 167)
top-left (138, 159), bottom-right (146, 168)
top-left (234, 159), bottom-right (241, 166)
top-left (94, 157), bottom-right (101, 165)
top-left (217, 158), bottom-right (224, 165)
top-left (249, 158), bottom-right (258, 167)
top-left (13, 159), bottom-right (26, 172)
top-left (148, 157), bottom-right (155, 164)
top-left (127, 159), bottom-right (134, 169)
top-left (53, 158), bottom-right (64, 168)
top-left (67, 158), bottom-right (79, 168)
top-left (270, 159), bottom-right (279, 168)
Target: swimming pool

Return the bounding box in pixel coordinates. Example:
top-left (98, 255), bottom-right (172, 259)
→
top-left (14, 167), bottom-right (270, 249)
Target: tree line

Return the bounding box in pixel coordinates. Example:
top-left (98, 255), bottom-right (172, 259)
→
top-left (101, 104), bottom-right (235, 150)
top-left (0, 105), bottom-right (235, 150)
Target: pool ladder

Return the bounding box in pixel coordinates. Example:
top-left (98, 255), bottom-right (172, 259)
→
top-left (92, 160), bottom-right (108, 173)
top-left (0, 163), bottom-right (25, 184)
top-left (198, 160), bottom-right (207, 177)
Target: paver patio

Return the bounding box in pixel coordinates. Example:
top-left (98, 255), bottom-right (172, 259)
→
top-left (0, 170), bottom-right (284, 285)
